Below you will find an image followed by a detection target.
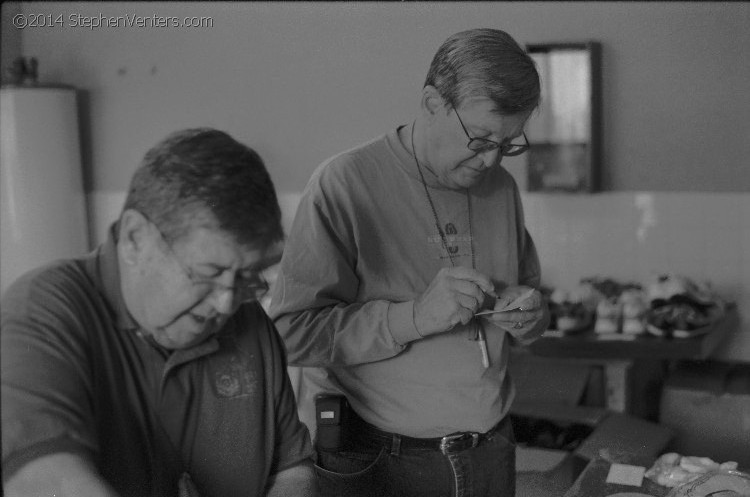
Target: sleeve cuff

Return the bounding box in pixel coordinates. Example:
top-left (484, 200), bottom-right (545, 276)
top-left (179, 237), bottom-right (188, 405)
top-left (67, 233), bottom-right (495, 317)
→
top-left (387, 301), bottom-right (422, 345)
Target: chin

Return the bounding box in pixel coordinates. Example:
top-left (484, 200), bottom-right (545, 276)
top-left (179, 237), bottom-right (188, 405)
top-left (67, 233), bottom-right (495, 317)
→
top-left (169, 333), bottom-right (212, 350)
top-left (457, 175), bottom-right (484, 189)
top-left (153, 326), bottom-right (214, 350)
top-left (175, 338), bottom-right (207, 349)
top-left (455, 168), bottom-right (487, 188)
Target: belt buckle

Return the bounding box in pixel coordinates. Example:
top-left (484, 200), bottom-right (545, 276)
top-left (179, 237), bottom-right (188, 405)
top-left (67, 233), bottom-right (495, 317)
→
top-left (440, 432), bottom-right (479, 454)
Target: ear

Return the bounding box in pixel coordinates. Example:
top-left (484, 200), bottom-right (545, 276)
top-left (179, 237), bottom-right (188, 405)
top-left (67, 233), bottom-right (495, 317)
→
top-left (118, 209), bottom-right (152, 266)
top-left (420, 85), bottom-right (448, 121)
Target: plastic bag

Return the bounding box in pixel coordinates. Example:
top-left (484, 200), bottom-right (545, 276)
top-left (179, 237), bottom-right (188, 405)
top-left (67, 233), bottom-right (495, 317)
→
top-left (646, 453), bottom-right (746, 489)
top-left (665, 469), bottom-right (750, 497)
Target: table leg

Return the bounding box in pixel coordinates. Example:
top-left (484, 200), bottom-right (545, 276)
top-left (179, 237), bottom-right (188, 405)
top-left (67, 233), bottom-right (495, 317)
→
top-left (604, 360), bottom-right (633, 413)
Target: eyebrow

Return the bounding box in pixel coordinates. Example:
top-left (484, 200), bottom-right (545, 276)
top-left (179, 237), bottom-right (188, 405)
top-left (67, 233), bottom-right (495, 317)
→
top-left (197, 249), bottom-right (281, 270)
top-left (467, 119), bottom-right (525, 143)
top-left (191, 262), bottom-right (228, 276)
top-left (475, 131), bottom-right (523, 144)
top-left (243, 253), bottom-right (283, 273)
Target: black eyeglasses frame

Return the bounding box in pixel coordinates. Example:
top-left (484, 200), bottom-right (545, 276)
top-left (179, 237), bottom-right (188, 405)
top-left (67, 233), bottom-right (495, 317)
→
top-left (453, 107), bottom-right (530, 157)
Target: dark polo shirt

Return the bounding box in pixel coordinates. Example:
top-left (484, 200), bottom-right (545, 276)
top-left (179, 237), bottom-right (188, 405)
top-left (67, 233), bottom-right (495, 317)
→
top-left (1, 226), bottom-right (313, 496)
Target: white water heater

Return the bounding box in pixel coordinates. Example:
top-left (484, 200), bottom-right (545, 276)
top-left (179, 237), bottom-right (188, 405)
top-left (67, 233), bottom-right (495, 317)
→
top-left (1, 86), bottom-right (89, 295)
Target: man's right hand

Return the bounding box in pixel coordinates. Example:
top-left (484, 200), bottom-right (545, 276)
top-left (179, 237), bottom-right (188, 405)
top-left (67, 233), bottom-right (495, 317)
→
top-left (4, 453), bottom-right (120, 497)
top-left (413, 267), bottom-right (496, 337)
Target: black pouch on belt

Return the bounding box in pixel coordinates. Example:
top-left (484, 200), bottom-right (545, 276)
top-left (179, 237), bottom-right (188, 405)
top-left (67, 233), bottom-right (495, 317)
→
top-left (314, 394), bottom-right (351, 452)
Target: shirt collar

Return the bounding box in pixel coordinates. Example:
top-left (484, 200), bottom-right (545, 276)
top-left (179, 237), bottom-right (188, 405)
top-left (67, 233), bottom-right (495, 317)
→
top-left (389, 124), bottom-right (446, 190)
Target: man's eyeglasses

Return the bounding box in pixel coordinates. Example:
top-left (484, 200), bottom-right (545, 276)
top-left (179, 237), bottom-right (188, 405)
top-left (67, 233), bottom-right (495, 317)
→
top-left (150, 221), bottom-right (269, 303)
top-left (453, 107), bottom-right (530, 156)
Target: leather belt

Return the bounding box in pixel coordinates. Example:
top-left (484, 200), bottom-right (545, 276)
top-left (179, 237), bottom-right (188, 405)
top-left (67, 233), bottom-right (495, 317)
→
top-left (351, 412), bottom-right (507, 455)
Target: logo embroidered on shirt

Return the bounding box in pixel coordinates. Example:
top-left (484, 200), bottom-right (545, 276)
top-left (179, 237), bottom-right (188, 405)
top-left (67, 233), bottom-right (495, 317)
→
top-left (426, 225), bottom-right (473, 259)
top-left (212, 354), bottom-right (257, 399)
top-left (427, 235), bottom-right (473, 243)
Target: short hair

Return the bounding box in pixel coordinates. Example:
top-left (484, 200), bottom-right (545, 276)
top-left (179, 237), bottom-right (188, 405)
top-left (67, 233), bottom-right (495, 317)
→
top-left (424, 28), bottom-right (540, 115)
top-left (122, 128), bottom-right (283, 249)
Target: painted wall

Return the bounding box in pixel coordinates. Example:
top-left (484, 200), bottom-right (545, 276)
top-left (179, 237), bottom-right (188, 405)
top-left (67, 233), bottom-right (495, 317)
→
top-left (9, 2), bottom-right (750, 360)
top-left (88, 189), bottom-right (750, 364)
top-left (16, 1), bottom-right (750, 194)
top-left (1, 2), bottom-right (23, 84)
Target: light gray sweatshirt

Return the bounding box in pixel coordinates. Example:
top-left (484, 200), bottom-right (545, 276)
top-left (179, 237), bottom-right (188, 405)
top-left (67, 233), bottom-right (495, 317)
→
top-left (269, 126), bottom-right (542, 438)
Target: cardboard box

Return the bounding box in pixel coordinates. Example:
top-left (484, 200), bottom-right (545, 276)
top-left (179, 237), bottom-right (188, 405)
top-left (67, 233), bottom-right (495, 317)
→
top-left (512, 401), bottom-right (673, 497)
top-left (509, 351), bottom-right (673, 479)
top-left (512, 402), bottom-right (673, 471)
top-left (659, 361), bottom-right (750, 467)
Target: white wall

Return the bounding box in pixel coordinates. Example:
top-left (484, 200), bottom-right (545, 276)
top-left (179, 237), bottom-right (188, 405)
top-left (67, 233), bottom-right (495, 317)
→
top-left (14, 2), bottom-right (750, 360)
top-left (1, 2), bottom-right (22, 84)
top-left (18, 1), bottom-right (750, 194)
top-left (88, 189), bottom-right (750, 362)
top-left (522, 192), bottom-right (750, 362)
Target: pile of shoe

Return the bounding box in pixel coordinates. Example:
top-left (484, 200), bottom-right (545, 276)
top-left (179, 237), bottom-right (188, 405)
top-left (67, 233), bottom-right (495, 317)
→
top-left (544, 278), bottom-right (645, 334)
top-left (543, 275), bottom-right (726, 337)
top-left (544, 286), bottom-right (595, 334)
top-left (577, 277), bottom-right (647, 335)
top-left (644, 274), bottom-right (725, 338)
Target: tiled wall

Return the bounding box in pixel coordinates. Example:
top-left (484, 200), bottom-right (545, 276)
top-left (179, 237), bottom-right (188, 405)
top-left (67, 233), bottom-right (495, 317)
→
top-left (91, 190), bottom-right (749, 362)
top-left (521, 192), bottom-right (749, 362)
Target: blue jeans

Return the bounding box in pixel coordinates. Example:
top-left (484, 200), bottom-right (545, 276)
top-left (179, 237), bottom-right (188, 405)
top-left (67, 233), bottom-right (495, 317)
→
top-left (314, 414), bottom-right (516, 497)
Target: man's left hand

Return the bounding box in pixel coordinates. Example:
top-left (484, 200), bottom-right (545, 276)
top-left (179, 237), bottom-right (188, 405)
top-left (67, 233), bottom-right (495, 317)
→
top-left (480, 285), bottom-right (549, 336)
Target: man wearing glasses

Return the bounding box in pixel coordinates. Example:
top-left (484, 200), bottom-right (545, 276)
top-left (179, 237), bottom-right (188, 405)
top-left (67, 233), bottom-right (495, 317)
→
top-left (270, 28), bottom-right (549, 496)
top-left (1, 129), bottom-right (317, 496)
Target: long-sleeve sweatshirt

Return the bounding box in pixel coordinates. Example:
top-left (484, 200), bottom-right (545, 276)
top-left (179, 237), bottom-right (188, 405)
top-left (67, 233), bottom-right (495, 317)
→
top-left (268, 125), bottom-right (543, 438)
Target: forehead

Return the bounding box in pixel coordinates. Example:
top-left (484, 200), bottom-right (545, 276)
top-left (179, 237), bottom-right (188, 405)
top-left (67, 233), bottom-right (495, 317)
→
top-left (173, 224), bottom-right (278, 268)
top-left (458, 97), bottom-right (531, 138)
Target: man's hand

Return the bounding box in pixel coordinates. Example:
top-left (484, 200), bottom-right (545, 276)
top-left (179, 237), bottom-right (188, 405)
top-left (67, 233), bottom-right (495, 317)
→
top-left (265, 460), bottom-right (318, 497)
top-left (481, 285), bottom-right (549, 337)
top-left (4, 453), bottom-right (120, 497)
top-left (413, 267), bottom-right (496, 337)
top-left (178, 473), bottom-right (201, 497)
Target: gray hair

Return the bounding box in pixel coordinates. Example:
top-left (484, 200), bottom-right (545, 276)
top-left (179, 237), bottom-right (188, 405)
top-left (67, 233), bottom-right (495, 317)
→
top-left (425, 28), bottom-right (540, 115)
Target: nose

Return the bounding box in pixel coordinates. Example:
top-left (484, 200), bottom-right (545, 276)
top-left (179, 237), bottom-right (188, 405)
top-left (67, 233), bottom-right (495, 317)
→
top-left (207, 269), bottom-right (242, 314)
top-left (478, 147), bottom-right (501, 168)
top-left (206, 285), bottom-right (236, 315)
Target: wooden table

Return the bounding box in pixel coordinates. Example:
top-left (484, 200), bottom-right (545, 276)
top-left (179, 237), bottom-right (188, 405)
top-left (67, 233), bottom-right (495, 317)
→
top-left (529, 305), bottom-right (737, 361)
top-left (516, 306), bottom-right (738, 414)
